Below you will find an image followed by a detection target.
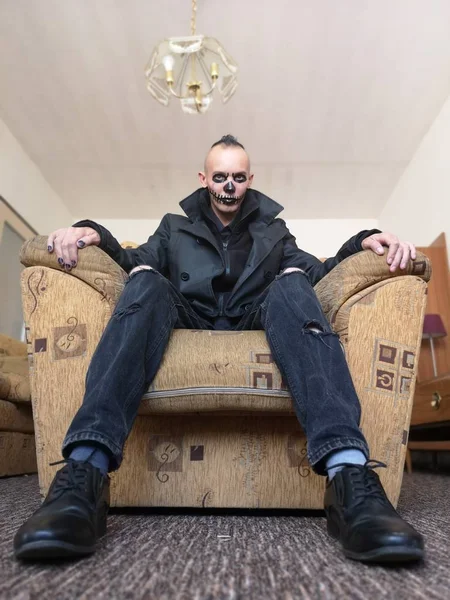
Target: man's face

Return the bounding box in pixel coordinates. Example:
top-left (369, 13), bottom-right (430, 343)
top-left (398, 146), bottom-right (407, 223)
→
top-left (198, 145), bottom-right (253, 219)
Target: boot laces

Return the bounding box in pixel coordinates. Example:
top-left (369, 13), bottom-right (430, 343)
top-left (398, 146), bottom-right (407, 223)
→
top-left (332, 459), bottom-right (389, 508)
top-left (48, 459), bottom-right (94, 501)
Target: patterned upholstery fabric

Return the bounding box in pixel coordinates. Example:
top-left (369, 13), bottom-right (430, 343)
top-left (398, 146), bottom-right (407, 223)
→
top-left (0, 333), bottom-right (31, 403)
top-left (0, 334), bottom-right (36, 476)
top-left (0, 400), bottom-right (34, 434)
top-left (20, 236), bottom-right (430, 508)
top-left (0, 333), bottom-right (27, 357)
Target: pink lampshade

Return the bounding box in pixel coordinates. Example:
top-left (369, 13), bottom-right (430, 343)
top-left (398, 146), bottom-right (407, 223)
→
top-left (422, 314), bottom-right (447, 339)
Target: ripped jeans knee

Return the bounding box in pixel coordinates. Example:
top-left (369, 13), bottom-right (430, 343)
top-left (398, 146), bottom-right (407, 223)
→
top-left (114, 266), bottom-right (167, 321)
top-left (302, 319), bottom-right (338, 349)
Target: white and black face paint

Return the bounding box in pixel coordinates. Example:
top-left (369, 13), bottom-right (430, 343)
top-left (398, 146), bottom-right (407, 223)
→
top-left (208, 172), bottom-right (248, 205)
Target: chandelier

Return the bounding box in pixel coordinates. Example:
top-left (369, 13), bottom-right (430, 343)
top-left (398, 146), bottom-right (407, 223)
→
top-left (144, 0), bottom-right (238, 114)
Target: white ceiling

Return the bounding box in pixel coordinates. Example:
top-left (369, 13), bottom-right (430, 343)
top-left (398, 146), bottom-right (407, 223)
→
top-left (1, 0), bottom-right (450, 220)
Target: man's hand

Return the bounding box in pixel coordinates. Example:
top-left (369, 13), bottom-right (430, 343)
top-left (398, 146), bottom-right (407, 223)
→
top-left (47, 227), bottom-right (101, 270)
top-left (361, 232), bottom-right (416, 273)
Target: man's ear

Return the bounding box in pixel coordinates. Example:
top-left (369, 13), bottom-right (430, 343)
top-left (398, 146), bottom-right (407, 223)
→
top-left (248, 173), bottom-right (254, 188)
top-left (198, 171), bottom-right (207, 187)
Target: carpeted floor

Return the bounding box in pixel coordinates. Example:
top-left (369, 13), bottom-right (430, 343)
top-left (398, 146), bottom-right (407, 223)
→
top-left (0, 472), bottom-right (449, 600)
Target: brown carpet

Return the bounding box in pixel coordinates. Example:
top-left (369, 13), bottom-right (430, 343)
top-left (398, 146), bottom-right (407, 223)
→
top-left (0, 472), bottom-right (449, 600)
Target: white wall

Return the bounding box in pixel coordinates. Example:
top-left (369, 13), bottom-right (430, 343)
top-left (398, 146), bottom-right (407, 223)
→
top-left (286, 219), bottom-right (379, 258)
top-left (91, 217), bottom-right (379, 258)
top-left (0, 118), bottom-right (72, 233)
top-left (379, 93), bottom-right (450, 255)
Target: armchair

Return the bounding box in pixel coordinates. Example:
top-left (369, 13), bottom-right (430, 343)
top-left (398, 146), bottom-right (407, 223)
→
top-left (20, 236), bottom-right (431, 508)
top-left (0, 333), bottom-right (36, 476)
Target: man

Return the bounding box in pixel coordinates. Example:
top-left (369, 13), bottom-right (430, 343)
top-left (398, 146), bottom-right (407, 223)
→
top-left (14, 135), bottom-right (424, 563)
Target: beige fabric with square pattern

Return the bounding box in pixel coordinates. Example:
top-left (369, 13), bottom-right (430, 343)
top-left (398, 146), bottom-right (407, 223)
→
top-left (20, 236), bottom-right (430, 508)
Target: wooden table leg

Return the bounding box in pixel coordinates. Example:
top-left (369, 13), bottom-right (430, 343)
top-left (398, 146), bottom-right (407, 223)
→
top-left (405, 448), bottom-right (412, 474)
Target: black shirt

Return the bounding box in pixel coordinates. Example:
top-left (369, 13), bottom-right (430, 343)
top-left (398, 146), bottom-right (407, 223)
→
top-left (200, 194), bottom-right (258, 328)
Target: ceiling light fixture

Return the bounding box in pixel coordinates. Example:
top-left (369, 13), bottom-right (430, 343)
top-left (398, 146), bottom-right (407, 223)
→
top-left (145, 0), bottom-right (238, 114)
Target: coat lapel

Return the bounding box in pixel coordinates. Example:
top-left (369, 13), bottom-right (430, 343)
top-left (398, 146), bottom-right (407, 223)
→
top-left (230, 220), bottom-right (286, 295)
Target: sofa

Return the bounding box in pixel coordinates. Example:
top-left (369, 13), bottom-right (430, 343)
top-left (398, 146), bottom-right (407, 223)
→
top-left (20, 236), bottom-right (431, 508)
top-left (0, 333), bottom-right (37, 477)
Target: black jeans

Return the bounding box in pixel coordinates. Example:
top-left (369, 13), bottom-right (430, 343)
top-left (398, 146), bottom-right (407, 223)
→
top-left (62, 269), bottom-right (369, 474)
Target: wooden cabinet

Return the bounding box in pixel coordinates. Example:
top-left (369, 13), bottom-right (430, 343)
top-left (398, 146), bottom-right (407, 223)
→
top-left (410, 375), bottom-right (450, 426)
top-left (408, 233), bottom-right (450, 463)
top-left (416, 233), bottom-right (450, 382)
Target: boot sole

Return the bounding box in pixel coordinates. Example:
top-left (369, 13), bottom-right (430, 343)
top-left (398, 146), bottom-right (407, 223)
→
top-left (343, 545), bottom-right (424, 563)
top-left (15, 502), bottom-right (108, 561)
top-left (327, 521), bottom-right (424, 563)
top-left (15, 539), bottom-right (96, 560)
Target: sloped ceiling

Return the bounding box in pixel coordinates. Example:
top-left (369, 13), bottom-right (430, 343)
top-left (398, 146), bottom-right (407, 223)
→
top-left (1, 0), bottom-right (450, 219)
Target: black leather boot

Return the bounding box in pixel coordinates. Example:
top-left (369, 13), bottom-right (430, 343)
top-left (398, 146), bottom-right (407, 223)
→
top-left (324, 460), bottom-right (424, 563)
top-left (14, 460), bottom-right (110, 560)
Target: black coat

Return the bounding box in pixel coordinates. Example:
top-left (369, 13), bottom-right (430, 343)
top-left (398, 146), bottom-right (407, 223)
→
top-left (75, 188), bottom-right (380, 320)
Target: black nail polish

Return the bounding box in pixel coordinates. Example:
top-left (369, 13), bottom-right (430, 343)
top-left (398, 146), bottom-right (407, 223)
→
top-left (71, 260), bottom-right (77, 267)
top-left (65, 263), bottom-right (71, 270)
top-left (58, 258), bottom-right (64, 265)
top-left (78, 240), bottom-right (85, 248)
top-left (48, 245), bottom-right (53, 252)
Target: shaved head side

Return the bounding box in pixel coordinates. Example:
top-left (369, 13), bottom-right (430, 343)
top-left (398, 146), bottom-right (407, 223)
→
top-left (204, 146), bottom-right (251, 174)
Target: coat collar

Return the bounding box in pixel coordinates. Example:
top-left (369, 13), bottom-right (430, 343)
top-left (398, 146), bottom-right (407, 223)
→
top-left (179, 188), bottom-right (284, 226)
top-left (178, 188), bottom-right (287, 297)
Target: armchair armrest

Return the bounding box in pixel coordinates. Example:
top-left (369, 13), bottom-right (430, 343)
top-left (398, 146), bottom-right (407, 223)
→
top-left (0, 333), bottom-right (27, 357)
top-left (20, 235), bottom-right (128, 307)
top-left (314, 249), bottom-right (431, 322)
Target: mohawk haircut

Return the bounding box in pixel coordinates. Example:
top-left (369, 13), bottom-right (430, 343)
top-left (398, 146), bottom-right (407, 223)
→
top-left (211, 134), bottom-right (245, 150)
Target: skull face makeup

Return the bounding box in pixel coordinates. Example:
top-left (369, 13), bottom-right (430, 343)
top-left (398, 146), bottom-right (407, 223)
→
top-left (208, 172), bottom-right (248, 205)
top-left (199, 144), bottom-right (253, 225)
top-left (224, 180), bottom-right (235, 194)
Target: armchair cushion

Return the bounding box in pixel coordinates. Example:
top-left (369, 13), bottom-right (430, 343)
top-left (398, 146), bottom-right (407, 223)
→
top-left (0, 399), bottom-right (34, 433)
top-left (0, 333), bottom-right (27, 357)
top-left (0, 334), bottom-right (30, 403)
top-left (0, 336), bottom-right (36, 475)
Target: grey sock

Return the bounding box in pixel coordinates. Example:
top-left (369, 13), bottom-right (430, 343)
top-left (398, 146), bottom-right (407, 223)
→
top-left (69, 445), bottom-right (110, 475)
top-left (325, 449), bottom-right (367, 480)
